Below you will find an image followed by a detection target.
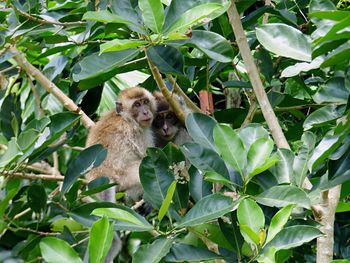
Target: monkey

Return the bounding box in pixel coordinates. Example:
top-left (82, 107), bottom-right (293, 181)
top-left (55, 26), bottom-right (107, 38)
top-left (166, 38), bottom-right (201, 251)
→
top-left (86, 86), bottom-right (156, 204)
top-left (85, 86), bottom-right (156, 263)
top-left (152, 91), bottom-right (192, 148)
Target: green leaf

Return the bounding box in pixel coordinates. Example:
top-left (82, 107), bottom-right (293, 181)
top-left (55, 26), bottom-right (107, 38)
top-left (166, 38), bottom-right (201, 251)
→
top-left (0, 94), bottom-right (22, 140)
top-left (309, 10), bottom-right (350, 21)
top-left (83, 10), bottom-right (131, 24)
top-left (91, 208), bottom-right (146, 226)
top-left (312, 77), bottom-right (349, 104)
top-left (0, 138), bottom-right (22, 168)
top-left (88, 216), bottom-right (114, 263)
top-left (140, 148), bottom-right (175, 209)
top-left (17, 129), bottom-right (40, 152)
top-left (191, 223), bottom-right (235, 251)
top-left (265, 204), bottom-right (295, 244)
top-left (256, 185), bottom-right (311, 209)
top-left (314, 15), bottom-right (350, 45)
top-left (321, 43), bottom-right (350, 68)
top-left (181, 143), bottom-right (230, 179)
top-left (72, 49), bottom-right (139, 89)
top-left (40, 237), bottom-right (82, 263)
top-left (270, 149), bottom-right (295, 184)
top-left (164, 243), bottom-right (222, 262)
top-left (247, 138), bottom-right (274, 178)
top-left (186, 113), bottom-right (217, 151)
top-left (27, 184), bottom-right (47, 213)
top-left (303, 105), bottom-right (346, 130)
top-left (165, 3), bottom-right (223, 34)
top-left (139, 0), bottom-right (164, 33)
top-left (158, 181), bottom-right (177, 223)
top-left (237, 198), bottom-right (265, 233)
top-left (240, 225), bottom-right (260, 245)
top-left (132, 238), bottom-right (173, 263)
top-left (0, 178), bottom-right (20, 217)
top-left (281, 57), bottom-right (325, 78)
top-left (256, 23), bottom-right (312, 62)
top-left (178, 193), bottom-right (236, 227)
top-left (238, 124), bottom-right (270, 150)
top-left (146, 45), bottom-right (184, 75)
top-left (61, 145), bottom-right (107, 193)
top-left (213, 124), bottom-right (246, 176)
top-left (204, 171), bottom-right (235, 190)
top-left (51, 218), bottom-right (84, 232)
top-left (100, 39), bottom-right (148, 53)
top-left (293, 132), bottom-right (316, 187)
top-left (264, 225), bottom-right (322, 250)
top-left (168, 30), bottom-right (234, 63)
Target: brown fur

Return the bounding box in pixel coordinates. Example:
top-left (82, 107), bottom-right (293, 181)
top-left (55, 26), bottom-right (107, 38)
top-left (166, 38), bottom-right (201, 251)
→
top-left (86, 87), bottom-right (156, 203)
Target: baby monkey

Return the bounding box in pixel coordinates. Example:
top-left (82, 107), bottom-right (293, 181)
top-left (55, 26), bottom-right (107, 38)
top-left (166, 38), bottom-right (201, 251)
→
top-left (152, 92), bottom-right (191, 148)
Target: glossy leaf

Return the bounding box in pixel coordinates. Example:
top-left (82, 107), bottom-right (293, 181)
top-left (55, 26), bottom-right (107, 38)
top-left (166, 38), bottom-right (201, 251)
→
top-left (100, 39), bottom-right (148, 53)
top-left (303, 105), bottom-right (346, 130)
top-left (88, 216), bottom-right (114, 263)
top-left (164, 243), bottom-right (222, 262)
top-left (132, 238), bottom-right (173, 263)
top-left (140, 148), bottom-right (178, 220)
top-left (0, 94), bottom-right (22, 140)
top-left (164, 3), bottom-right (224, 34)
top-left (309, 10), bottom-right (350, 21)
top-left (169, 30), bottom-right (234, 62)
top-left (204, 171), bottom-right (234, 190)
top-left (188, 166), bottom-right (212, 203)
top-left (238, 123), bottom-right (269, 150)
top-left (92, 208), bottom-right (146, 226)
top-left (72, 49), bottom-right (139, 89)
top-left (0, 178), bottom-right (20, 217)
top-left (256, 23), bottom-right (312, 62)
top-left (181, 143), bottom-right (230, 179)
top-left (240, 224), bottom-right (260, 245)
top-left (247, 138), bottom-right (274, 178)
top-left (313, 77), bottom-right (349, 104)
top-left (237, 198), bottom-right (265, 233)
top-left (214, 124), bottom-right (246, 176)
top-left (83, 10), bottom-right (131, 24)
top-left (146, 45), bottom-right (184, 75)
top-left (270, 149), bottom-right (295, 184)
top-left (27, 184), bottom-right (47, 213)
top-left (139, 0), bottom-right (164, 33)
top-left (191, 223), bottom-right (235, 251)
top-left (186, 113), bottom-right (217, 151)
top-left (293, 132), bottom-right (316, 187)
top-left (265, 204), bottom-right (295, 244)
top-left (61, 145), bottom-right (107, 193)
top-left (256, 185), bottom-right (311, 209)
top-left (111, 0), bottom-right (145, 33)
top-left (265, 225), bottom-right (322, 250)
top-left (158, 181), bottom-right (177, 223)
top-left (0, 138), bottom-right (22, 168)
top-left (281, 57), bottom-right (324, 78)
top-left (321, 43), bottom-right (350, 68)
top-left (178, 193), bottom-right (236, 227)
top-left (40, 237), bottom-right (82, 263)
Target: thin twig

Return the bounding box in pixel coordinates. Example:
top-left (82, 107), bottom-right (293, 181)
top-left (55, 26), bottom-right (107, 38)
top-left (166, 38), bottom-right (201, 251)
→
top-left (27, 76), bottom-right (45, 117)
top-left (13, 5), bottom-right (85, 27)
top-left (146, 53), bottom-right (186, 124)
top-left (166, 74), bottom-right (202, 113)
top-left (1, 172), bottom-right (64, 181)
top-left (9, 45), bottom-right (95, 129)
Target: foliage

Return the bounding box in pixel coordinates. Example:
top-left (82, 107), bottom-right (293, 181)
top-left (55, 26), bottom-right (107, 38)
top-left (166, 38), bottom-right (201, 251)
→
top-left (0, 0), bottom-right (349, 262)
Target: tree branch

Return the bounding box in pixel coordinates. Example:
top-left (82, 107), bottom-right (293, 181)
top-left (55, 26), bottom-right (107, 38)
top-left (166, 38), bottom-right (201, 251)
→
top-left (9, 45), bottom-right (95, 129)
top-left (146, 55), bottom-right (186, 124)
top-left (166, 74), bottom-right (202, 113)
top-left (1, 172), bottom-right (64, 181)
top-left (12, 5), bottom-right (85, 27)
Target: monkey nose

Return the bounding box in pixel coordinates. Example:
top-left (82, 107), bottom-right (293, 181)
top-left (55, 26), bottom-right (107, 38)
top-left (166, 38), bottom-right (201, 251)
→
top-left (162, 126), bottom-right (168, 133)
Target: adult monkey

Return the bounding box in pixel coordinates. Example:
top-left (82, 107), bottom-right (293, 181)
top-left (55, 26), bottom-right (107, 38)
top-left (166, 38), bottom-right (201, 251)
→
top-left (85, 86), bottom-right (156, 262)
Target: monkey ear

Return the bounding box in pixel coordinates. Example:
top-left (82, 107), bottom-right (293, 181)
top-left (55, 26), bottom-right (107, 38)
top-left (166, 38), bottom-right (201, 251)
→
top-left (116, 102), bottom-right (123, 114)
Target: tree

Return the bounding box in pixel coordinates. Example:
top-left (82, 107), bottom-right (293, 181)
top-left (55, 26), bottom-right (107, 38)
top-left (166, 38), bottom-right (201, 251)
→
top-left (0, 0), bottom-right (349, 262)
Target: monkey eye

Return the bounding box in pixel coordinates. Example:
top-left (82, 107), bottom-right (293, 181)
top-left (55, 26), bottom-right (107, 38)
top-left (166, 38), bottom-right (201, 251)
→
top-left (134, 101), bottom-right (141, 107)
top-left (166, 113), bottom-right (175, 119)
top-left (156, 115), bottom-right (163, 120)
top-left (143, 99), bottom-right (149, 105)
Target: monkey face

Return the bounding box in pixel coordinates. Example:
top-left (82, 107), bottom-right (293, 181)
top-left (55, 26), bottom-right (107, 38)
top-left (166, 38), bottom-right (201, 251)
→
top-left (153, 111), bottom-right (179, 141)
top-left (132, 98), bottom-right (154, 127)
